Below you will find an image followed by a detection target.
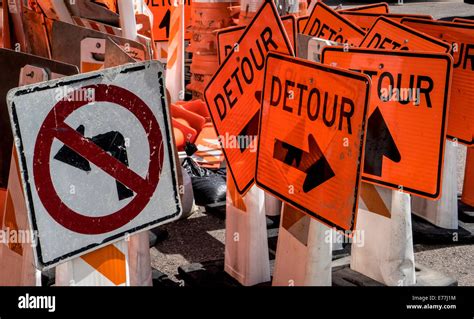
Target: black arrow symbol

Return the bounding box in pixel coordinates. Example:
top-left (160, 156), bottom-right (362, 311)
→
top-left (54, 125), bottom-right (134, 201)
top-left (273, 134), bottom-right (335, 193)
top-left (159, 9), bottom-right (171, 39)
top-left (363, 107), bottom-right (401, 176)
top-left (237, 111), bottom-right (260, 153)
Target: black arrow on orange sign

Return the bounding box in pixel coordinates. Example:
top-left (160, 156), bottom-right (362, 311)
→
top-left (363, 106), bottom-right (401, 176)
top-left (273, 134), bottom-right (335, 193)
top-left (237, 111), bottom-right (260, 152)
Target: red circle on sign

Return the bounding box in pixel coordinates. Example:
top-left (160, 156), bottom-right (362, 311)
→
top-left (33, 84), bottom-right (164, 235)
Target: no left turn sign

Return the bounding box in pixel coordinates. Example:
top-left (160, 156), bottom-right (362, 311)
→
top-left (7, 61), bottom-right (181, 269)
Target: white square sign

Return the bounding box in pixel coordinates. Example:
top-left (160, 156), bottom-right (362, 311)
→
top-left (7, 61), bottom-right (181, 269)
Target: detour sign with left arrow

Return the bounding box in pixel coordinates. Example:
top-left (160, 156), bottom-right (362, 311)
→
top-left (205, 0), bottom-right (293, 195)
top-left (256, 52), bottom-right (370, 232)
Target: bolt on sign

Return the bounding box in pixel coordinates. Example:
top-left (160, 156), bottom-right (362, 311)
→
top-left (359, 17), bottom-right (450, 53)
top-left (216, 15), bottom-right (297, 65)
top-left (339, 2), bottom-right (389, 14)
top-left (302, 2), bottom-right (366, 46)
top-left (256, 52), bottom-right (371, 232)
top-left (147, 0), bottom-right (192, 41)
top-left (322, 48), bottom-right (453, 199)
top-left (340, 12), bottom-right (432, 31)
top-left (401, 18), bottom-right (474, 146)
top-left (205, 0), bottom-right (294, 195)
top-left (7, 62), bottom-right (182, 269)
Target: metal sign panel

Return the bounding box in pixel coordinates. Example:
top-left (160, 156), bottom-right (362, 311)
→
top-left (204, 0), bottom-right (293, 195)
top-left (302, 2), bottom-right (366, 45)
top-left (8, 61), bottom-right (181, 269)
top-left (402, 18), bottom-right (474, 146)
top-left (256, 52), bottom-right (370, 232)
top-left (322, 48), bottom-right (452, 199)
top-left (359, 17), bottom-right (450, 52)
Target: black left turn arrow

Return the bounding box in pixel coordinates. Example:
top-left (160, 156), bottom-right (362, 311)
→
top-left (54, 125), bottom-right (134, 201)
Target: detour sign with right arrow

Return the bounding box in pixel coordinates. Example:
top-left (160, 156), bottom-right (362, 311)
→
top-left (256, 52), bottom-right (370, 232)
top-left (322, 47), bottom-right (453, 199)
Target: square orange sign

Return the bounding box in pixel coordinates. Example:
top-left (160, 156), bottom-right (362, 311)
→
top-left (359, 17), bottom-right (450, 53)
top-left (256, 52), bottom-right (370, 232)
top-left (216, 15), bottom-right (297, 65)
top-left (302, 2), bottom-right (366, 46)
top-left (147, 0), bottom-right (192, 41)
top-left (322, 48), bottom-right (452, 199)
top-left (401, 18), bottom-right (474, 146)
top-left (340, 12), bottom-right (432, 31)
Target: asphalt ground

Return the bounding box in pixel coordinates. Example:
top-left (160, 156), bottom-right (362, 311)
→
top-left (150, 1), bottom-right (474, 286)
top-left (149, 146), bottom-right (472, 286)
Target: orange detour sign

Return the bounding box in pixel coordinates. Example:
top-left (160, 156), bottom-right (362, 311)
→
top-left (297, 16), bottom-right (309, 33)
top-left (401, 18), bottom-right (474, 146)
top-left (147, 0), bottom-right (192, 41)
top-left (256, 52), bottom-right (371, 232)
top-left (322, 48), bottom-right (452, 199)
top-left (359, 17), bottom-right (450, 53)
top-left (216, 15), bottom-right (297, 65)
top-left (339, 2), bottom-right (389, 14)
top-left (340, 12), bottom-right (432, 31)
top-left (205, 0), bottom-right (294, 195)
top-left (282, 15), bottom-right (297, 52)
top-left (302, 2), bottom-right (366, 46)
top-left (216, 25), bottom-right (245, 65)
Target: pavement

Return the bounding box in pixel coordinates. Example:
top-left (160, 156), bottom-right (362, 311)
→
top-left (150, 1), bottom-right (474, 287)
